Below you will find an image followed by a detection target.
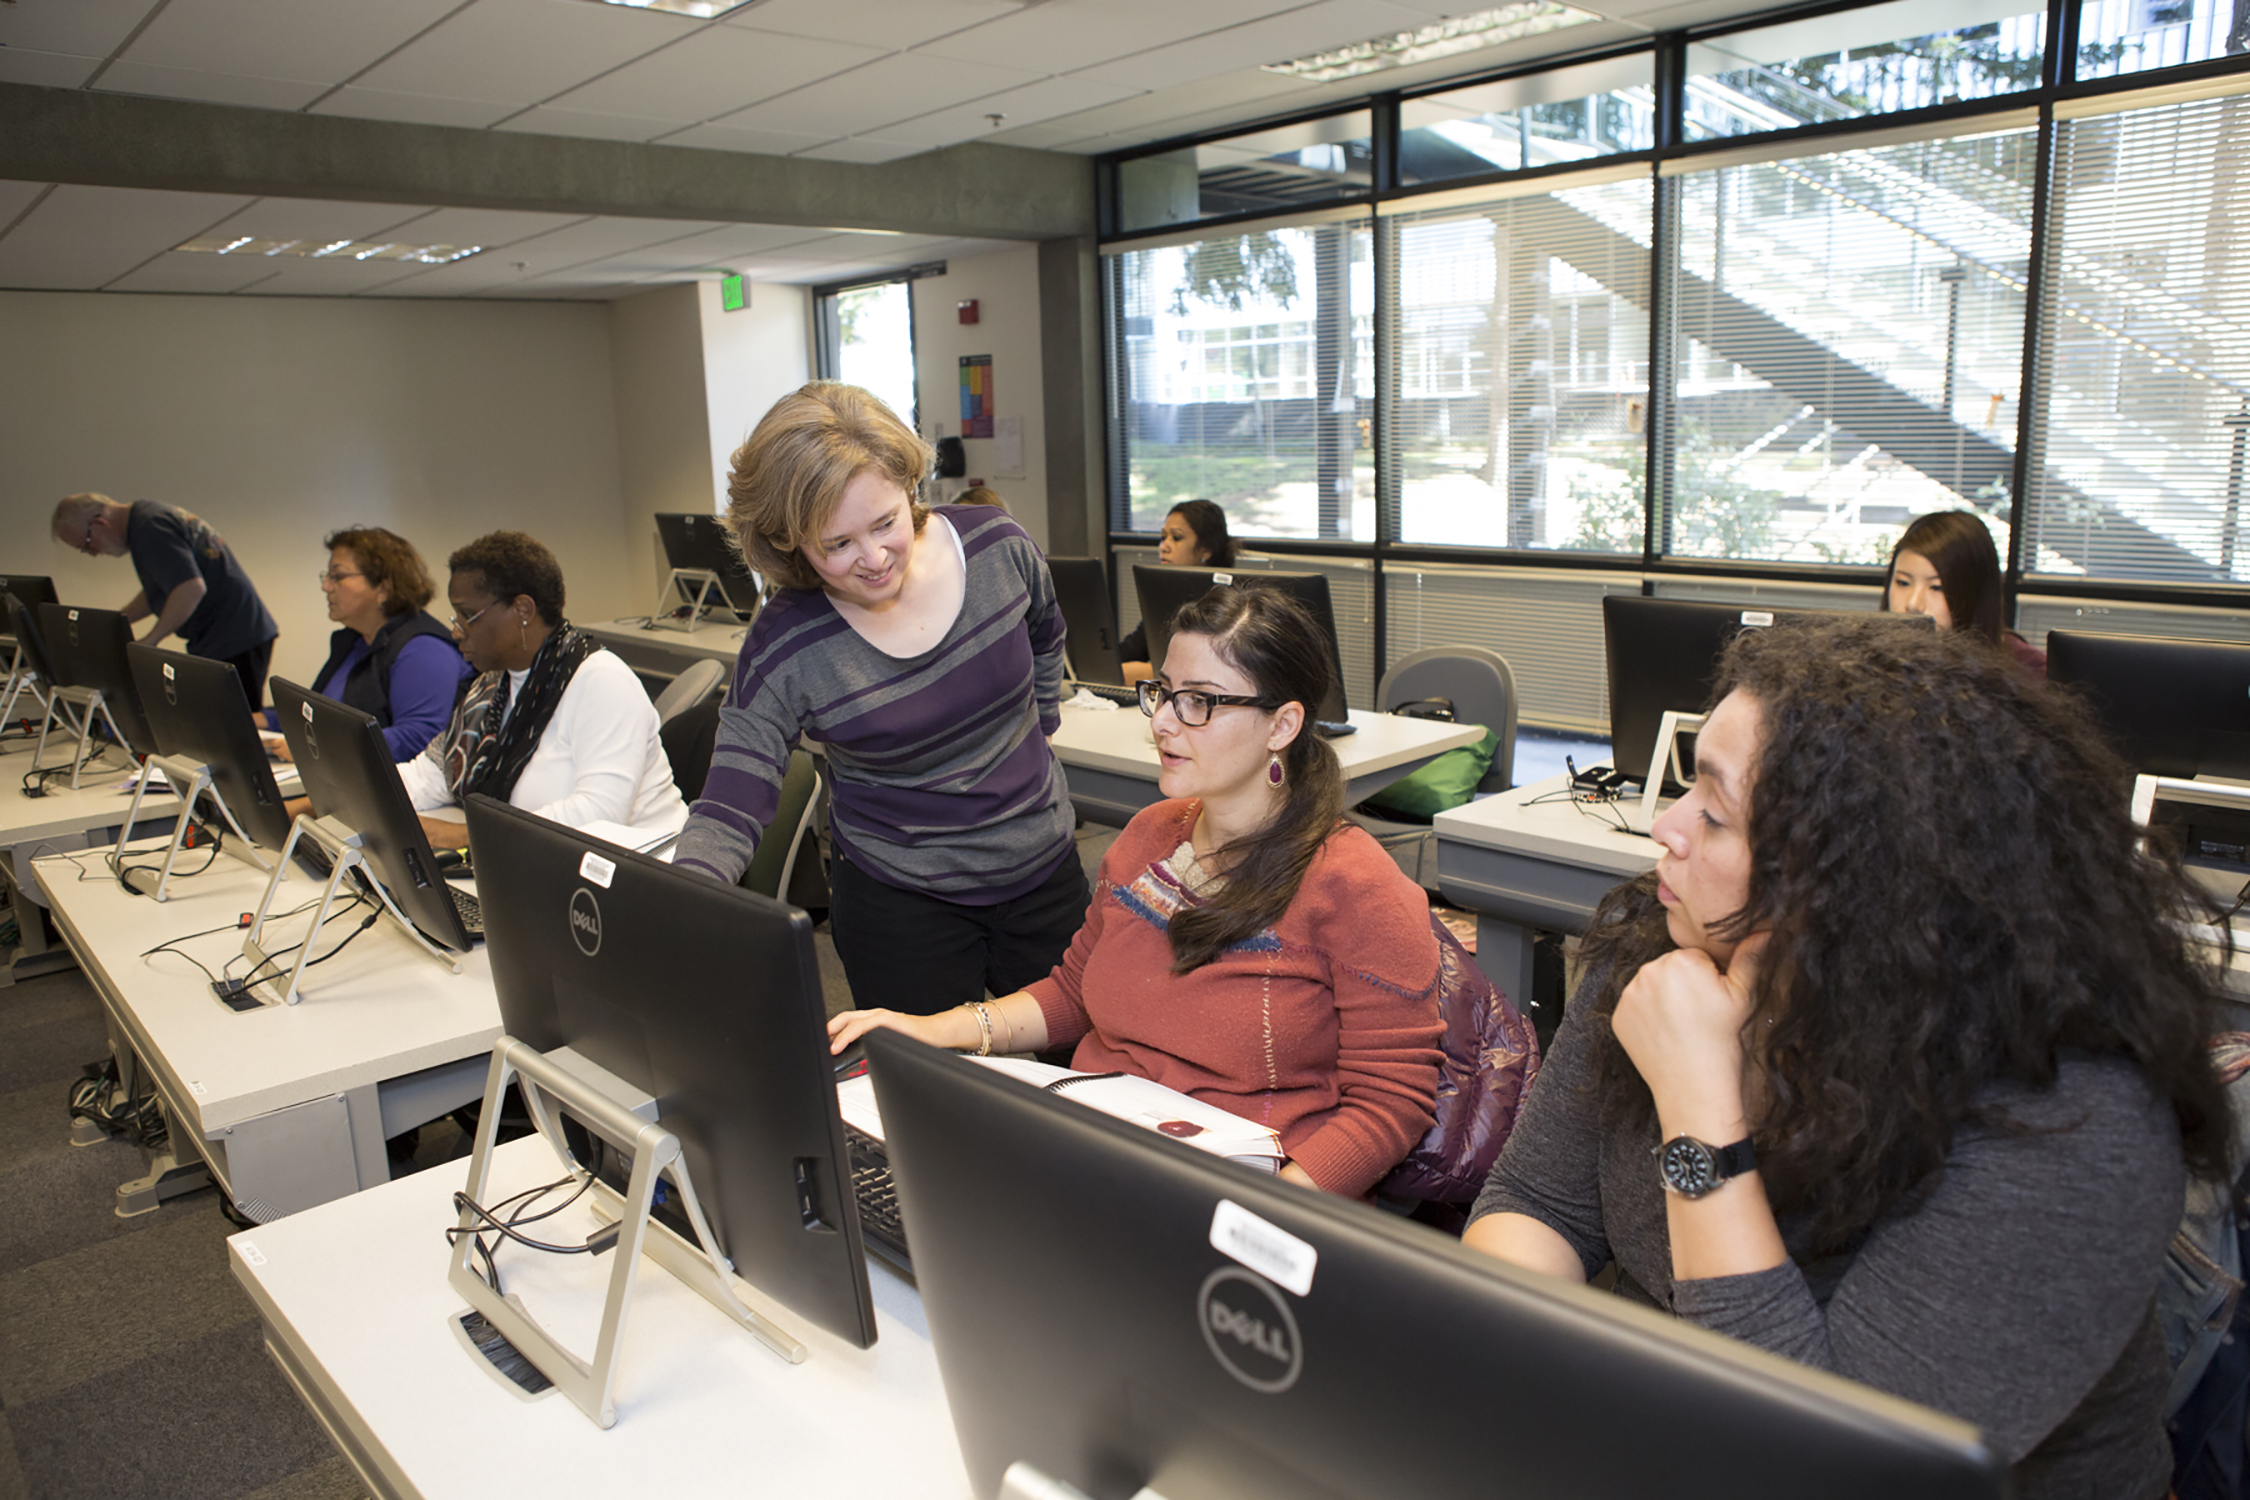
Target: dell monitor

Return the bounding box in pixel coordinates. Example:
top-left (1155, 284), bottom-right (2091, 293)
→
top-left (866, 1031), bottom-right (2005, 1500)
top-left (1049, 557), bottom-right (1125, 687)
top-left (36, 604), bottom-right (158, 756)
top-left (127, 644), bottom-right (294, 854)
top-left (654, 512), bottom-right (760, 618)
top-left (0, 573), bottom-right (59, 634)
top-left (2048, 629), bottom-right (2250, 868)
top-left (462, 794), bottom-right (877, 1351)
top-left (271, 678), bottom-right (477, 953)
top-left (1603, 597), bottom-right (1931, 788)
top-left (1132, 565), bottom-right (1350, 729)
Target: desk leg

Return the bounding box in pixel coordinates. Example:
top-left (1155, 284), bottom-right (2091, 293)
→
top-left (1476, 916), bottom-right (1540, 1024)
top-left (115, 1098), bottom-right (212, 1218)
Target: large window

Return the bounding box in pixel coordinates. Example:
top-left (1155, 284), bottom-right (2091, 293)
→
top-left (1386, 170), bottom-right (1652, 551)
top-left (815, 277), bottom-right (919, 432)
top-left (2022, 87), bottom-right (2250, 583)
top-left (1108, 215), bottom-right (1374, 540)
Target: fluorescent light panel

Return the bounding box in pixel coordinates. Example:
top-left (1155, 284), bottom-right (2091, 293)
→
top-left (1264, 3), bottom-right (1602, 83)
top-left (176, 235), bottom-right (485, 265)
top-left (584, 0), bottom-right (755, 17)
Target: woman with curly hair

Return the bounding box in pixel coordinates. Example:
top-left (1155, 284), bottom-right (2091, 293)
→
top-left (1465, 615), bottom-right (2231, 1498)
top-left (399, 530), bottom-right (686, 848)
top-left (1881, 509), bottom-right (2046, 680)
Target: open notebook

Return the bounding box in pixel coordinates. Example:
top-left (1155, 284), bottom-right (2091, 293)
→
top-left (839, 1055), bottom-right (1283, 1173)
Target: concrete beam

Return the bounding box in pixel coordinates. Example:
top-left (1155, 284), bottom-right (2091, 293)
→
top-left (0, 82), bottom-right (1096, 241)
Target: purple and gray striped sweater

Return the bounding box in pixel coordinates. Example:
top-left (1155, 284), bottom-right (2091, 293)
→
top-left (674, 506), bottom-right (1075, 905)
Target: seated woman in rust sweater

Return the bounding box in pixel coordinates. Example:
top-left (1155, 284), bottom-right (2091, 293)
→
top-left (827, 586), bottom-right (1445, 1197)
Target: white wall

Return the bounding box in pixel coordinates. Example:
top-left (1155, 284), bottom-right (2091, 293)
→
top-left (699, 278), bottom-right (812, 521)
top-left (0, 290), bottom-right (631, 693)
top-left (912, 245), bottom-right (1049, 551)
top-left (609, 283), bottom-right (714, 609)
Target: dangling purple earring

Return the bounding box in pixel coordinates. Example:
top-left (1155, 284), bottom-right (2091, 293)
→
top-left (1267, 755), bottom-right (1285, 788)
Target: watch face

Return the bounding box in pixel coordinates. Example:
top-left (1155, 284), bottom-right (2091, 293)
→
top-left (1660, 1136), bottom-right (1719, 1197)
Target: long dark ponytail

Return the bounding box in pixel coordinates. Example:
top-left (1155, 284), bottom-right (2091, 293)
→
top-left (1164, 586), bottom-right (1344, 972)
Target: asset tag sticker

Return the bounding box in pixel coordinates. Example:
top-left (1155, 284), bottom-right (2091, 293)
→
top-left (189, 1080), bottom-right (207, 1097)
top-left (1210, 1199), bottom-right (1316, 1297)
top-left (1740, 609), bottom-right (1775, 627)
top-left (578, 852), bottom-right (615, 888)
top-left (237, 1241), bottom-right (266, 1267)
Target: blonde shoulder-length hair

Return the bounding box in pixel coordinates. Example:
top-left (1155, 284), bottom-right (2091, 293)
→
top-left (727, 382), bottom-right (933, 595)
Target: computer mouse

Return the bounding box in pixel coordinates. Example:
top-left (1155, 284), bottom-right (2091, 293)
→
top-left (431, 846), bottom-right (467, 872)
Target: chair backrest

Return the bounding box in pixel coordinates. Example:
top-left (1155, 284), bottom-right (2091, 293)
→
top-left (741, 749), bottom-right (820, 901)
top-left (659, 696), bottom-right (721, 803)
top-left (651, 657), bottom-right (725, 726)
top-left (1377, 646), bottom-right (1518, 794)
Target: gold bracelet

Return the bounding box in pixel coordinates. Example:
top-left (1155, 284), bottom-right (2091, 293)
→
top-left (992, 1003), bottom-right (1014, 1055)
top-left (961, 1001), bottom-right (993, 1056)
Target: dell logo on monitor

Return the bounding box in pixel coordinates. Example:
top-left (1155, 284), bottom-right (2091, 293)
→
top-left (568, 888), bottom-right (603, 957)
top-left (1197, 1267), bottom-right (1302, 1394)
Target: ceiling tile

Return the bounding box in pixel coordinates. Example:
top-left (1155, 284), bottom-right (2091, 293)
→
top-left (875, 74), bottom-right (1142, 149)
top-left (351, 0), bottom-right (702, 109)
top-left (375, 206), bottom-right (592, 249)
top-left (722, 0), bottom-right (1017, 48)
top-left (657, 121), bottom-right (835, 154)
top-left (480, 215), bottom-right (736, 273)
top-left (119, 0), bottom-right (463, 84)
top-left (1016, 65), bottom-right (1308, 143)
top-left (551, 26), bottom-right (886, 122)
top-left (588, 221), bottom-right (837, 273)
top-left (718, 50), bottom-right (1041, 137)
top-left (1076, 0), bottom-right (1439, 90)
top-left (0, 184), bottom-right (252, 290)
top-left (0, 0), bottom-right (164, 58)
top-left (200, 197), bottom-right (433, 242)
top-left (107, 253), bottom-right (282, 295)
top-left (225, 256), bottom-right (455, 295)
top-left (0, 48), bottom-right (106, 88)
top-left (93, 62), bottom-right (327, 109)
top-left (306, 86), bottom-right (518, 129)
top-left (492, 105), bottom-right (686, 143)
top-left (914, 0), bottom-right (1302, 74)
top-left (791, 137), bottom-right (927, 165)
top-left (0, 181), bottom-right (54, 229)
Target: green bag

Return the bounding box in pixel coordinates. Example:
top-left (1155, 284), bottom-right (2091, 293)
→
top-left (1361, 724), bottom-right (1498, 820)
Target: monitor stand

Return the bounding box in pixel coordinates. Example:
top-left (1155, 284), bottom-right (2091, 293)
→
top-left (448, 1037), bottom-right (807, 1429)
top-left (240, 812), bottom-right (461, 1005)
top-left (112, 751), bottom-right (274, 901)
top-left (38, 684), bottom-right (130, 789)
top-left (1000, 1462), bottom-right (1170, 1500)
top-left (1635, 709), bottom-right (1706, 833)
top-left (0, 644), bottom-right (50, 731)
top-left (648, 568), bottom-right (740, 634)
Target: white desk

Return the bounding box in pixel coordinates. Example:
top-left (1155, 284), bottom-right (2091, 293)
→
top-left (579, 616), bottom-right (747, 680)
top-left (1433, 772), bottom-right (1658, 1019)
top-left (1051, 704), bottom-right (1484, 828)
top-left (0, 741), bottom-right (181, 985)
top-left (40, 843), bottom-right (500, 1221)
top-left (230, 1133), bottom-right (971, 1500)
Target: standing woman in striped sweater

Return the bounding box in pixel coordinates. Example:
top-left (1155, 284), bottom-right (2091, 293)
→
top-left (675, 382), bottom-right (1087, 1015)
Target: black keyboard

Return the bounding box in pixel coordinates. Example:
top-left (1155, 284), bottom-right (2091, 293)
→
top-left (1075, 681), bottom-right (1140, 708)
top-left (449, 884), bottom-right (483, 938)
top-left (845, 1124), bottom-right (910, 1268)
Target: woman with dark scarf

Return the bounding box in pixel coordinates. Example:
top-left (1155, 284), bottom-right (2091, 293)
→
top-left (398, 530), bottom-right (686, 850)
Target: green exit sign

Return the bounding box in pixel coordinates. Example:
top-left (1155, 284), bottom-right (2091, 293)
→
top-left (719, 274), bottom-right (748, 312)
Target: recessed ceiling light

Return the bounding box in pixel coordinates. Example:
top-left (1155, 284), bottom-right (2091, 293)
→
top-left (584, 0), bottom-right (756, 17)
top-left (1263, 3), bottom-right (1601, 83)
top-left (176, 235), bottom-right (484, 265)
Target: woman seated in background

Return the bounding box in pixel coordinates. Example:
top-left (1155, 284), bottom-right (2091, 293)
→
top-left (1881, 509), bottom-right (2046, 680)
top-left (400, 530), bottom-right (686, 848)
top-left (829, 588), bottom-right (1445, 1198)
top-left (1464, 615), bottom-right (2230, 1498)
top-left (275, 527), bottom-right (471, 762)
top-left (1120, 498), bottom-right (1235, 684)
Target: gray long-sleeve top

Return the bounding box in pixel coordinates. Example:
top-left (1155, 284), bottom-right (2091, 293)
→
top-left (1473, 1002), bottom-right (2186, 1500)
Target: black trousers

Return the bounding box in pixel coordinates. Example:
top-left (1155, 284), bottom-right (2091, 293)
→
top-left (220, 638), bottom-right (275, 713)
top-left (827, 846), bottom-right (1090, 1017)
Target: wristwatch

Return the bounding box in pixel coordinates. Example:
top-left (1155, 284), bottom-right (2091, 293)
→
top-left (1654, 1134), bottom-right (1757, 1198)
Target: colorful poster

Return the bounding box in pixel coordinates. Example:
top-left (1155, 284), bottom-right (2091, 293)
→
top-left (959, 353), bottom-right (994, 438)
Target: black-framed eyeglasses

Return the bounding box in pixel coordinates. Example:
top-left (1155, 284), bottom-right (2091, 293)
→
top-left (1136, 678), bottom-right (1276, 728)
top-left (80, 519), bottom-right (99, 556)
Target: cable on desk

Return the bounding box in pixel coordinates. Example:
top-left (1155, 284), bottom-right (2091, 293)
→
top-left (448, 1173), bottom-right (598, 1297)
top-left (222, 892), bottom-right (376, 995)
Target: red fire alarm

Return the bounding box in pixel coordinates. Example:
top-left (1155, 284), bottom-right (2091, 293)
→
top-left (957, 299), bottom-right (979, 325)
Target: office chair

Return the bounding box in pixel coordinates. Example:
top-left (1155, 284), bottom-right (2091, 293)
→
top-left (650, 657), bottom-right (725, 727)
top-left (1348, 646), bottom-right (1519, 888)
top-left (740, 749), bottom-right (822, 905)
